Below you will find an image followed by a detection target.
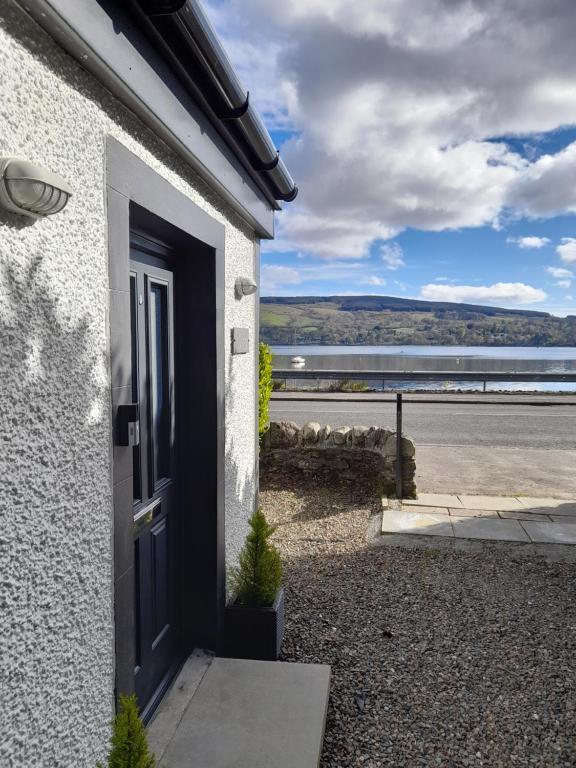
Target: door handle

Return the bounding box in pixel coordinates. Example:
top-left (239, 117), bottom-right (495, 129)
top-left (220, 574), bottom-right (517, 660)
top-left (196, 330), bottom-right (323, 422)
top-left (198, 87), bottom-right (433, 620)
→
top-left (117, 403), bottom-right (140, 446)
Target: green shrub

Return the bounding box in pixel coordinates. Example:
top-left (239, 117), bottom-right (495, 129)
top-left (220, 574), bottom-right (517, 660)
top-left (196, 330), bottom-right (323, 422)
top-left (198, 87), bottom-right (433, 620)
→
top-left (336, 379), bottom-right (369, 392)
top-left (97, 694), bottom-right (156, 768)
top-left (258, 342), bottom-right (273, 440)
top-left (229, 510), bottom-right (282, 607)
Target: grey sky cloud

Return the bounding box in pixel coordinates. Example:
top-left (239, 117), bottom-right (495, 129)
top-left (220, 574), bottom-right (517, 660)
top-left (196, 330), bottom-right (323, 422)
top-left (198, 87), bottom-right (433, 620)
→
top-left (209, 0), bottom-right (576, 258)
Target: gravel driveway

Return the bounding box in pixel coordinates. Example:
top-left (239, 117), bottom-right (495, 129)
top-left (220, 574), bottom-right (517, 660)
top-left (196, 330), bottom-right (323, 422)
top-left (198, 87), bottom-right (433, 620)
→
top-left (260, 471), bottom-right (576, 768)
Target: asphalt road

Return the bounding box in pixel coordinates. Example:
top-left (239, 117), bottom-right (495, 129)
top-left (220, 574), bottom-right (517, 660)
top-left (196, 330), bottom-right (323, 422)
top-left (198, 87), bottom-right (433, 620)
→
top-left (270, 397), bottom-right (576, 450)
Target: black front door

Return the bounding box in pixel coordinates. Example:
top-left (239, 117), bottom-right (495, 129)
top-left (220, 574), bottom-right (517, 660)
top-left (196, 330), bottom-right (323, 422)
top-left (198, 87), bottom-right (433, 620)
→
top-left (129, 246), bottom-right (180, 716)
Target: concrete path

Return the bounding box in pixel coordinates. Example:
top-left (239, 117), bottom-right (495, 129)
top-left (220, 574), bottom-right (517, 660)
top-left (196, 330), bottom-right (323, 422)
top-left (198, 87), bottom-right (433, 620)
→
top-left (382, 494), bottom-right (576, 545)
top-left (416, 445), bottom-right (576, 498)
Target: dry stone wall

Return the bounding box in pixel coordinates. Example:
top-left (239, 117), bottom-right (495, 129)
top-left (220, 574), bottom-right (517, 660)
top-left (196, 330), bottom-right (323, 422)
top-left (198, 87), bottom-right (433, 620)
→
top-left (261, 421), bottom-right (416, 498)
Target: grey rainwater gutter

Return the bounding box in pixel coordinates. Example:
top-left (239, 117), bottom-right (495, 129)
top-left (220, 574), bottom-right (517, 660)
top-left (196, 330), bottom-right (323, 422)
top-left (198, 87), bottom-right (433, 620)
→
top-left (132, 0), bottom-right (298, 203)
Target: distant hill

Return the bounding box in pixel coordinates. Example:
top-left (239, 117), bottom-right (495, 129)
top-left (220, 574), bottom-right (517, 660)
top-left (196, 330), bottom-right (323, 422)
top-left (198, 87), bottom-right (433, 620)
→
top-left (260, 295), bottom-right (576, 346)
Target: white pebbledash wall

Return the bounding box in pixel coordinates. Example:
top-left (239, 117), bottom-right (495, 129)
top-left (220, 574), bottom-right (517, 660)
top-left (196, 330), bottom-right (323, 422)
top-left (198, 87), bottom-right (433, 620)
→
top-left (0, 2), bottom-right (257, 766)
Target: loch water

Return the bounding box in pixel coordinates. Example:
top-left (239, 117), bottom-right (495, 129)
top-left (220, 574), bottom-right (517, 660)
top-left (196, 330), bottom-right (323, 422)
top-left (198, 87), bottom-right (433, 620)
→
top-left (271, 345), bottom-right (576, 392)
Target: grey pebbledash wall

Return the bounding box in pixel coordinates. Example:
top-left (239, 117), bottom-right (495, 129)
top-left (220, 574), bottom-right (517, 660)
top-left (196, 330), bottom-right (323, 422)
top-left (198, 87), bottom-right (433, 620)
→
top-left (261, 421), bottom-right (417, 498)
top-left (0, 2), bottom-right (258, 766)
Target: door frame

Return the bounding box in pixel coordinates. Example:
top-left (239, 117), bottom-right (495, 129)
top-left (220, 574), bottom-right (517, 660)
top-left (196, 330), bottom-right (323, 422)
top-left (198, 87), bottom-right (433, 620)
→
top-left (106, 136), bottom-right (226, 708)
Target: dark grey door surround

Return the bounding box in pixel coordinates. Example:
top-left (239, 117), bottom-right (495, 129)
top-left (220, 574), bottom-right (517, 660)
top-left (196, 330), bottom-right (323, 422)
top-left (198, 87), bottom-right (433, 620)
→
top-left (107, 137), bottom-right (226, 712)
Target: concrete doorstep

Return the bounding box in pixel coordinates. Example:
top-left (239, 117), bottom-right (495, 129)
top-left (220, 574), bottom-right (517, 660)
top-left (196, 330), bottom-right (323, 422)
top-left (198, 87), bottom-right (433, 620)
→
top-left (148, 654), bottom-right (331, 768)
top-left (382, 494), bottom-right (576, 545)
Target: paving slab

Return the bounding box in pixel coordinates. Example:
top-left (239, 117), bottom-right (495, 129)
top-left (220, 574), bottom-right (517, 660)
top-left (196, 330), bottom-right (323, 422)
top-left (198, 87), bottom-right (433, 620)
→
top-left (550, 515), bottom-right (576, 524)
top-left (520, 505), bottom-right (576, 516)
top-left (401, 505), bottom-right (450, 515)
top-left (148, 650), bottom-right (212, 762)
top-left (458, 495), bottom-right (524, 511)
top-left (498, 511), bottom-right (552, 522)
top-left (451, 516), bottom-right (530, 542)
top-left (521, 521), bottom-right (576, 545)
top-left (382, 510), bottom-right (453, 537)
top-left (449, 508), bottom-right (499, 518)
top-left (542, 506), bottom-right (576, 517)
top-left (162, 658), bottom-right (330, 768)
top-left (517, 496), bottom-right (563, 509)
top-left (517, 497), bottom-right (576, 514)
top-left (410, 493), bottom-right (463, 508)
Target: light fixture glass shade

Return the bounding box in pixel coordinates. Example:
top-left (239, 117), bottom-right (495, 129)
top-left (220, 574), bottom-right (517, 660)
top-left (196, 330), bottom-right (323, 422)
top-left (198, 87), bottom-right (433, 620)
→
top-left (0, 159), bottom-right (71, 218)
top-left (235, 276), bottom-right (258, 298)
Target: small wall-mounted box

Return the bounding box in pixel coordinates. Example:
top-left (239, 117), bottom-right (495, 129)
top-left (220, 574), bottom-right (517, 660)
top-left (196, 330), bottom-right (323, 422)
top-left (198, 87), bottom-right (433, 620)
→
top-left (231, 327), bottom-right (249, 355)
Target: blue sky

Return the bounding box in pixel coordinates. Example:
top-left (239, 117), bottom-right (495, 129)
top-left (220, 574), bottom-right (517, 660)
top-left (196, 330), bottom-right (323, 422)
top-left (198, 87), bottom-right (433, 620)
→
top-left (208, 1), bottom-right (576, 317)
top-left (261, 127), bottom-right (576, 316)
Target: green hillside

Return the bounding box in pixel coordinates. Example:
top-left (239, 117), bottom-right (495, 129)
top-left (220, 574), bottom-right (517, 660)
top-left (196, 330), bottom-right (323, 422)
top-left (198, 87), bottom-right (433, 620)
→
top-left (260, 296), bottom-right (576, 346)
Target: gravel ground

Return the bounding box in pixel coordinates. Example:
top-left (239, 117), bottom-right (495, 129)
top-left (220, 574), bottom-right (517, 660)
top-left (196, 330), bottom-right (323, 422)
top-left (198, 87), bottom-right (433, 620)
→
top-left (260, 470), bottom-right (576, 768)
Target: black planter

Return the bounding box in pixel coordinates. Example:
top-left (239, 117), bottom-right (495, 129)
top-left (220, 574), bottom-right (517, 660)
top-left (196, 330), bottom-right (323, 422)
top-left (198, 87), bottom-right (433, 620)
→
top-left (223, 588), bottom-right (285, 661)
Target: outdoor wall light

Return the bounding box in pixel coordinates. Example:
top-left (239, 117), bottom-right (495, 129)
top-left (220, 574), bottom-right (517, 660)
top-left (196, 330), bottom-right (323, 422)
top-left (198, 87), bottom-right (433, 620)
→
top-left (0, 158), bottom-right (72, 219)
top-left (235, 276), bottom-right (258, 298)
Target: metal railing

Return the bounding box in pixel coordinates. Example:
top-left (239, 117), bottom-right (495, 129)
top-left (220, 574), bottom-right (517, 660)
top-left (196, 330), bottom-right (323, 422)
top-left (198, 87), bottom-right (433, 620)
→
top-left (271, 368), bottom-right (576, 499)
top-left (273, 368), bottom-right (576, 391)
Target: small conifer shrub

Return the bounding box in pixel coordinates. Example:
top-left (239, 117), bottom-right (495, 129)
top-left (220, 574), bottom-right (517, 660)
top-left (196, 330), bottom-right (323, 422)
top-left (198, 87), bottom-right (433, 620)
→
top-left (229, 510), bottom-right (282, 607)
top-left (97, 694), bottom-right (156, 768)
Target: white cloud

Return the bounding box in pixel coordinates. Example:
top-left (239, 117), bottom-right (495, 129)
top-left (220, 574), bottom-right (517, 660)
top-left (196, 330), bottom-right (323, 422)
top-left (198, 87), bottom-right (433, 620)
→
top-left (364, 275), bottom-right (387, 286)
top-left (507, 143), bottom-right (576, 218)
top-left (380, 243), bottom-right (405, 270)
top-left (261, 265), bottom-right (302, 293)
top-left (266, 210), bottom-right (395, 260)
top-left (555, 279), bottom-right (572, 288)
top-left (557, 238), bottom-right (576, 263)
top-left (507, 236), bottom-right (551, 249)
top-left (209, 0), bottom-right (576, 259)
top-left (546, 266), bottom-right (574, 278)
top-left (420, 282), bottom-right (547, 305)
